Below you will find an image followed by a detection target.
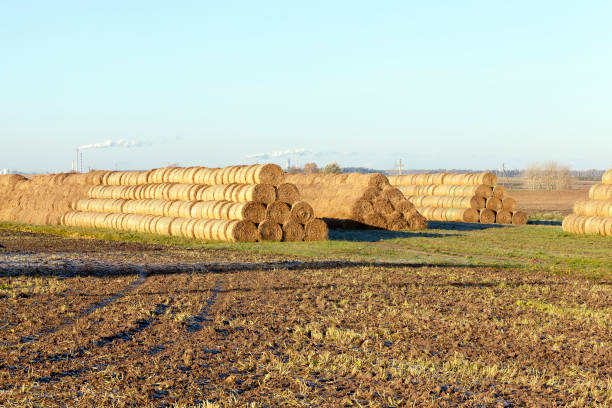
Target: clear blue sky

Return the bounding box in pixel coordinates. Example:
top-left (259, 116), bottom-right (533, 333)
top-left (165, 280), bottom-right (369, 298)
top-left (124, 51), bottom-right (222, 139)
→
top-left (2, 1), bottom-right (611, 172)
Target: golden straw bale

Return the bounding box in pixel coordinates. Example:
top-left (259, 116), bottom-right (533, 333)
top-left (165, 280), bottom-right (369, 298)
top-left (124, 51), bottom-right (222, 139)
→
top-left (195, 184), bottom-right (276, 204)
top-left (495, 210), bottom-right (512, 224)
top-left (284, 173), bottom-right (390, 189)
top-left (417, 207), bottom-right (478, 223)
top-left (406, 213), bottom-right (428, 230)
top-left (258, 220), bottom-right (283, 241)
top-left (602, 169), bottom-right (612, 184)
top-left (501, 197), bottom-right (517, 212)
top-left (562, 214), bottom-right (612, 236)
top-left (390, 172), bottom-right (496, 187)
top-left (392, 199), bottom-right (414, 213)
top-left (381, 187), bottom-right (405, 203)
top-left (479, 209), bottom-right (495, 224)
top-left (363, 213), bottom-right (387, 229)
top-left (511, 211), bottom-right (527, 225)
top-left (492, 186), bottom-right (506, 199)
top-left (573, 199), bottom-right (612, 217)
top-left (304, 219), bottom-right (329, 241)
top-left (486, 197), bottom-right (502, 211)
top-left (276, 183), bottom-right (300, 205)
top-left (372, 197), bottom-right (394, 216)
top-left (290, 201), bottom-right (315, 224)
top-left (588, 184), bottom-right (612, 200)
top-left (282, 220), bottom-right (305, 242)
top-left (408, 195), bottom-right (484, 210)
top-left (266, 201), bottom-right (291, 224)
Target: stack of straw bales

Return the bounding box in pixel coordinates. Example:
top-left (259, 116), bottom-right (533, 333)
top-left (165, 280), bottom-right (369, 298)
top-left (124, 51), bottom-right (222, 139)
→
top-left (0, 172), bottom-right (105, 226)
top-left (388, 172), bottom-right (527, 225)
top-left (62, 164), bottom-right (328, 242)
top-left (283, 173), bottom-right (427, 231)
top-left (562, 169), bottom-right (612, 236)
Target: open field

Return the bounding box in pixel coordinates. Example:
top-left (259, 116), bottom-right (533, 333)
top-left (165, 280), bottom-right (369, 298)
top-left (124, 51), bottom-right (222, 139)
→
top-left (0, 221), bottom-right (610, 407)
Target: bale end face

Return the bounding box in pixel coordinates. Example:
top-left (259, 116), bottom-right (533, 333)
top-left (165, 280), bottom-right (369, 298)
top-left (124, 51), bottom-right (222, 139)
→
top-left (495, 210), bottom-right (512, 225)
top-left (265, 201), bottom-right (291, 224)
top-left (232, 220), bottom-right (259, 242)
top-left (290, 201), bottom-right (315, 224)
top-left (479, 209), bottom-right (495, 224)
top-left (282, 220), bottom-right (305, 242)
top-left (276, 183), bottom-right (300, 205)
top-left (304, 219), bottom-right (329, 241)
top-left (257, 220), bottom-right (283, 241)
top-left (406, 214), bottom-right (428, 230)
top-left (511, 211), bottom-right (528, 225)
top-left (257, 164), bottom-right (285, 186)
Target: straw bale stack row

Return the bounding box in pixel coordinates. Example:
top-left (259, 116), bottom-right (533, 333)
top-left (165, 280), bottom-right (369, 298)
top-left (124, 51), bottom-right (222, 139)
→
top-left (563, 169), bottom-right (612, 236)
top-left (388, 172), bottom-right (527, 225)
top-left (283, 173), bottom-right (428, 231)
top-left (63, 164), bottom-right (328, 242)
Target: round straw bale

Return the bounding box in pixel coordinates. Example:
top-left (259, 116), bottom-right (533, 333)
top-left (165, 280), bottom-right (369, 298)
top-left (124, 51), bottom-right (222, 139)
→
top-left (573, 199), bottom-right (612, 217)
top-left (350, 199), bottom-right (374, 221)
top-left (382, 187), bottom-right (405, 204)
top-left (486, 197), bottom-right (502, 211)
top-left (282, 220), bottom-right (305, 241)
top-left (154, 217), bottom-right (174, 235)
top-left (239, 202), bottom-right (266, 223)
top-left (479, 209), bottom-right (496, 224)
top-left (229, 220), bottom-right (259, 242)
top-left (265, 201), bottom-right (291, 224)
top-left (363, 213), bottom-right (387, 229)
top-left (392, 199), bottom-right (414, 213)
top-left (276, 183), bottom-right (300, 205)
top-left (602, 169), bottom-right (612, 184)
top-left (372, 197), bottom-right (394, 216)
top-left (406, 213), bottom-right (428, 230)
top-left (495, 210), bottom-right (512, 224)
top-left (588, 184), bottom-right (612, 200)
top-left (304, 219), bottom-right (328, 241)
top-left (511, 211), bottom-right (527, 225)
top-left (361, 187), bottom-right (380, 201)
top-left (290, 201), bottom-right (315, 224)
top-left (492, 186), bottom-right (506, 199)
top-left (247, 164), bottom-right (284, 186)
top-left (501, 197), bottom-right (517, 212)
top-left (257, 220), bottom-right (283, 241)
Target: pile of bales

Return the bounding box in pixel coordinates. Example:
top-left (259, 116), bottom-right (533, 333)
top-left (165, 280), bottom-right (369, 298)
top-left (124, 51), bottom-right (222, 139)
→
top-left (63, 164), bottom-right (328, 242)
top-left (388, 172), bottom-right (527, 225)
top-left (562, 169), bottom-right (612, 236)
top-left (284, 173), bottom-right (427, 230)
top-left (0, 172), bottom-right (106, 225)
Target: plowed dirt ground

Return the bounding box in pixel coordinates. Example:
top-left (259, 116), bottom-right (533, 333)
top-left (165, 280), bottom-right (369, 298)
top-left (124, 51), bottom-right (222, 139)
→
top-left (0, 224), bottom-right (610, 407)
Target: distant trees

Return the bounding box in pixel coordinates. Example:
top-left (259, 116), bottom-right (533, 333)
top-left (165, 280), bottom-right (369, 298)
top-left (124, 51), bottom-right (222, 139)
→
top-left (523, 162), bottom-right (573, 190)
top-left (323, 162), bottom-right (342, 174)
top-left (303, 162), bottom-right (319, 174)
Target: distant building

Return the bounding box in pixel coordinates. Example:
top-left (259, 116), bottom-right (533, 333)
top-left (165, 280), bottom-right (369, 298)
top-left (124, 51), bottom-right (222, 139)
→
top-left (1, 168), bottom-right (10, 175)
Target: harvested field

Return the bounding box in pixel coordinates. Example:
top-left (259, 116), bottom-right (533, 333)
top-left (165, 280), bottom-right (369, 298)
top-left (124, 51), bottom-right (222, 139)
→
top-left (0, 221), bottom-right (610, 407)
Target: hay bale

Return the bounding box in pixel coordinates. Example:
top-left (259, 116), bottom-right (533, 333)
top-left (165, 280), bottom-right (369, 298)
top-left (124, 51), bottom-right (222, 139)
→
top-left (276, 183), bottom-right (300, 205)
top-left (304, 219), bottom-right (329, 241)
top-left (266, 201), bottom-right (291, 224)
top-left (417, 207), bottom-right (479, 223)
top-left (479, 209), bottom-right (495, 224)
top-left (408, 195), bottom-right (484, 210)
top-left (282, 220), bottom-right (305, 242)
top-left (283, 173), bottom-right (418, 230)
top-left (589, 184), bottom-right (612, 200)
top-left (190, 200), bottom-right (266, 222)
top-left (511, 211), bottom-right (528, 225)
top-left (290, 201), bottom-right (315, 224)
top-left (397, 184), bottom-right (493, 199)
top-left (573, 199), bottom-right (612, 217)
top-left (492, 186), bottom-right (506, 199)
top-left (196, 184), bottom-right (276, 204)
top-left (192, 164), bottom-right (284, 186)
top-left (501, 197), bottom-right (517, 212)
top-left (602, 169), bottom-right (612, 184)
top-left (257, 220), bottom-right (283, 241)
top-left (495, 210), bottom-right (512, 224)
top-left (390, 172), bottom-right (497, 187)
top-left (406, 213), bottom-right (428, 230)
top-left (562, 214), bottom-right (612, 236)
top-left (485, 197), bottom-right (502, 211)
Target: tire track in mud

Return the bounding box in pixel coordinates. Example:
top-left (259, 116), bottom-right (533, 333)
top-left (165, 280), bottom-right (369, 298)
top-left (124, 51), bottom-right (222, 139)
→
top-left (28, 276), bottom-right (223, 387)
top-left (18, 268), bottom-right (148, 345)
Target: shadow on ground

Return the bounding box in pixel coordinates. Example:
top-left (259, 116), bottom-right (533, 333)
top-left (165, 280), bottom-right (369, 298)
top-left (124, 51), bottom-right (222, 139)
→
top-left (427, 221), bottom-right (510, 231)
top-left (527, 220), bottom-right (563, 226)
top-left (328, 229), bottom-right (461, 242)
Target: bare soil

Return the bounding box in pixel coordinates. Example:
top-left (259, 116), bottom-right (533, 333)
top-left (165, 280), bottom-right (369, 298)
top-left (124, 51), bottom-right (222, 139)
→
top-left (0, 228), bottom-right (610, 407)
top-left (509, 189), bottom-right (590, 216)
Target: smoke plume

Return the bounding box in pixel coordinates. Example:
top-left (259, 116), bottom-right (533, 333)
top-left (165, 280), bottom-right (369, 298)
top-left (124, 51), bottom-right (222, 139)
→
top-left (78, 139), bottom-right (148, 150)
